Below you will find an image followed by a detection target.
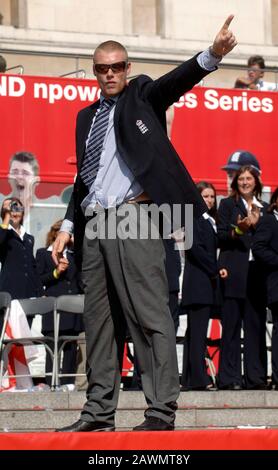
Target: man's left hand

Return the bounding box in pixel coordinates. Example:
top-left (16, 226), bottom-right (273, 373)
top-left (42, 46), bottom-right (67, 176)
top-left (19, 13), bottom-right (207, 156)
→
top-left (212, 14), bottom-right (237, 57)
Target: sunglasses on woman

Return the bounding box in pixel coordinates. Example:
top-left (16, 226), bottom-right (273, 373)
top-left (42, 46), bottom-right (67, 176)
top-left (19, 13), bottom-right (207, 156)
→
top-left (94, 61), bottom-right (127, 74)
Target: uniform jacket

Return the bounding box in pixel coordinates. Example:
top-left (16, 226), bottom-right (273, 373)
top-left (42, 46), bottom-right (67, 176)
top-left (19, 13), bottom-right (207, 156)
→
top-left (163, 238), bottom-right (181, 293)
top-left (182, 216), bottom-right (219, 306)
top-left (0, 226), bottom-right (42, 299)
top-left (217, 196), bottom-right (268, 298)
top-left (253, 213), bottom-right (278, 306)
top-left (64, 55), bottom-right (211, 264)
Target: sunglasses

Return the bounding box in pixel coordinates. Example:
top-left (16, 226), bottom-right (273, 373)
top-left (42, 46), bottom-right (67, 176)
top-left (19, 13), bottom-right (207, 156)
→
top-left (94, 61), bottom-right (127, 74)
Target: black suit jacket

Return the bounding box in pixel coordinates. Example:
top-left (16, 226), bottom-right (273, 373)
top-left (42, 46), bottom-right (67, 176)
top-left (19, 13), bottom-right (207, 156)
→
top-left (36, 248), bottom-right (83, 332)
top-left (217, 196), bottom-right (268, 298)
top-left (182, 216), bottom-right (219, 306)
top-left (64, 55), bottom-right (211, 264)
top-left (253, 213), bottom-right (278, 306)
top-left (0, 227), bottom-right (42, 299)
top-left (163, 238), bottom-right (181, 293)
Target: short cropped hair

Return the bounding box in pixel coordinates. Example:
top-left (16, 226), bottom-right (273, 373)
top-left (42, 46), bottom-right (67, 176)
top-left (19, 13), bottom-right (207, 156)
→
top-left (93, 40), bottom-right (128, 62)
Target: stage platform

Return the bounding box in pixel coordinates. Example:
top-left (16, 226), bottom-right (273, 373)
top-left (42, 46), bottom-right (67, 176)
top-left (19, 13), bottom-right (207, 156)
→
top-left (0, 428), bottom-right (278, 450)
top-left (1, 390), bottom-right (278, 456)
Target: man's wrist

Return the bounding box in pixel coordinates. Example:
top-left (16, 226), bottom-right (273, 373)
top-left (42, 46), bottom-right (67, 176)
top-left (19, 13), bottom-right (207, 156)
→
top-left (60, 219), bottom-right (74, 236)
top-left (0, 223), bottom-right (9, 229)
top-left (209, 45), bottom-right (222, 60)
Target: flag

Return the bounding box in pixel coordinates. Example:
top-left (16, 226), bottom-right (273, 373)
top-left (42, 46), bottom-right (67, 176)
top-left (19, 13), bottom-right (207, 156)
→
top-left (0, 300), bottom-right (39, 391)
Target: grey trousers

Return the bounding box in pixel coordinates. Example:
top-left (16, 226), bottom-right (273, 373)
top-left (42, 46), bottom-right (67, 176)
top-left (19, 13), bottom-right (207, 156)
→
top-left (80, 203), bottom-right (179, 425)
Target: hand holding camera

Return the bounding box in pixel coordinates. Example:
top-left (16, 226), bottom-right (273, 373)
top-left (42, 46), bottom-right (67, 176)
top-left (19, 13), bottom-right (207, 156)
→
top-left (1, 199), bottom-right (24, 230)
top-left (1, 200), bottom-right (12, 226)
top-left (10, 201), bottom-right (24, 213)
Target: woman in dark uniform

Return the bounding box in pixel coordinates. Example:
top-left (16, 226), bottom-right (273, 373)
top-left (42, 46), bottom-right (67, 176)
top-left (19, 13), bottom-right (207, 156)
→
top-left (253, 187), bottom-right (278, 390)
top-left (181, 182), bottom-right (221, 391)
top-left (217, 165), bottom-right (268, 390)
top-left (36, 220), bottom-right (83, 386)
top-left (0, 197), bottom-right (42, 300)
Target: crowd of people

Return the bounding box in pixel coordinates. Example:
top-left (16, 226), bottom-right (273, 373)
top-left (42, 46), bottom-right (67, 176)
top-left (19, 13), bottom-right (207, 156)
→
top-left (1, 152), bottom-right (277, 395)
top-left (1, 16), bottom-right (278, 434)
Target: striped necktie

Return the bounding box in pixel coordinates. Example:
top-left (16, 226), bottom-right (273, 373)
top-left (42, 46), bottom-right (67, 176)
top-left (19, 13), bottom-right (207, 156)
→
top-left (80, 98), bottom-right (114, 188)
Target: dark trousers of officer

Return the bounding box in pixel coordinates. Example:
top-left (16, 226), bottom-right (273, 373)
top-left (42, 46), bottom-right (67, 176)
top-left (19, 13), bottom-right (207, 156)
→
top-left (80, 203), bottom-right (179, 426)
top-left (218, 262), bottom-right (267, 389)
top-left (181, 305), bottom-right (211, 389)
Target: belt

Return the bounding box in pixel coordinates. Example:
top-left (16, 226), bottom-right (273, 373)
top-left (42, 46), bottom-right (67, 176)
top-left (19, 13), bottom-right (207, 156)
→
top-left (85, 193), bottom-right (153, 221)
top-left (126, 191), bottom-right (152, 204)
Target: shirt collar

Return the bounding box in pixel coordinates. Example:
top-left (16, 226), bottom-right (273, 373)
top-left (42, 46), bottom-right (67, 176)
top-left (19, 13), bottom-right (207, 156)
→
top-left (241, 195), bottom-right (263, 210)
top-left (9, 224), bottom-right (26, 240)
top-left (202, 212), bottom-right (217, 232)
top-left (100, 94), bottom-right (118, 105)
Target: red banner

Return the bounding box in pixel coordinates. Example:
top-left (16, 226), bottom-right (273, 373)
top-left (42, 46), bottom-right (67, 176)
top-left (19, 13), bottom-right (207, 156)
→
top-left (0, 74), bottom-right (277, 197)
top-left (172, 86), bottom-right (277, 193)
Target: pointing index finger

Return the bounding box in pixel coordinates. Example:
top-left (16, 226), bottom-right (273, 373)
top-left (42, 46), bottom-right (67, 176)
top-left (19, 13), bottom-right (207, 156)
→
top-left (222, 14), bottom-right (234, 31)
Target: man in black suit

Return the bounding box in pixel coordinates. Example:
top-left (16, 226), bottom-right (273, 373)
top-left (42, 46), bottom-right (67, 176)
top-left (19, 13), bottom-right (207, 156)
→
top-left (53, 16), bottom-right (237, 432)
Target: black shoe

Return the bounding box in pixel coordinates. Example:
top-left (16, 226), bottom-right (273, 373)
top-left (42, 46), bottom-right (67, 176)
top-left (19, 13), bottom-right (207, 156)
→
top-left (220, 383), bottom-right (242, 390)
top-left (55, 419), bottom-right (115, 432)
top-left (181, 384), bottom-right (217, 391)
top-left (205, 384), bottom-right (218, 391)
top-left (133, 417), bottom-right (174, 431)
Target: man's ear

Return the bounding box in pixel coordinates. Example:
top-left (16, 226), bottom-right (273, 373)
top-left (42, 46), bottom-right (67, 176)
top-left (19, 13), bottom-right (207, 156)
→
top-left (126, 62), bottom-right (131, 77)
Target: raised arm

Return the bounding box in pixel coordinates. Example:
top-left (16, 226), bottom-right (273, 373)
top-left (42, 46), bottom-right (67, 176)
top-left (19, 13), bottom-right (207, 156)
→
top-left (145, 14), bottom-right (237, 109)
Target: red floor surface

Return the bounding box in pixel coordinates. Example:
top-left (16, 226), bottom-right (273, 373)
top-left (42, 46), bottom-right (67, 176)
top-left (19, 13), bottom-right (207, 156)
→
top-left (0, 429), bottom-right (278, 450)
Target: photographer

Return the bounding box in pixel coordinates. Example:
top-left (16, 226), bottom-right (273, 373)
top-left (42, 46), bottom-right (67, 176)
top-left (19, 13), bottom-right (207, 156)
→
top-left (0, 198), bottom-right (42, 300)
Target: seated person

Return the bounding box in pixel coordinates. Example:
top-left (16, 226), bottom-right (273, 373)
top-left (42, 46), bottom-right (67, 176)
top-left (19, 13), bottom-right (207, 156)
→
top-left (36, 220), bottom-right (83, 386)
top-left (234, 55), bottom-right (276, 91)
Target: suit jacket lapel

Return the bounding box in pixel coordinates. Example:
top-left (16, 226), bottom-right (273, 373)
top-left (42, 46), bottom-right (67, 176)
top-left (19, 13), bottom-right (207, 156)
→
top-left (113, 89), bottom-right (125, 125)
top-left (77, 101), bottom-right (99, 171)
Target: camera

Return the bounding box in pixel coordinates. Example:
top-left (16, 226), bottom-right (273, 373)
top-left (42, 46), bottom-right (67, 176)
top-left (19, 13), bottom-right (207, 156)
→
top-left (10, 201), bottom-right (24, 213)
